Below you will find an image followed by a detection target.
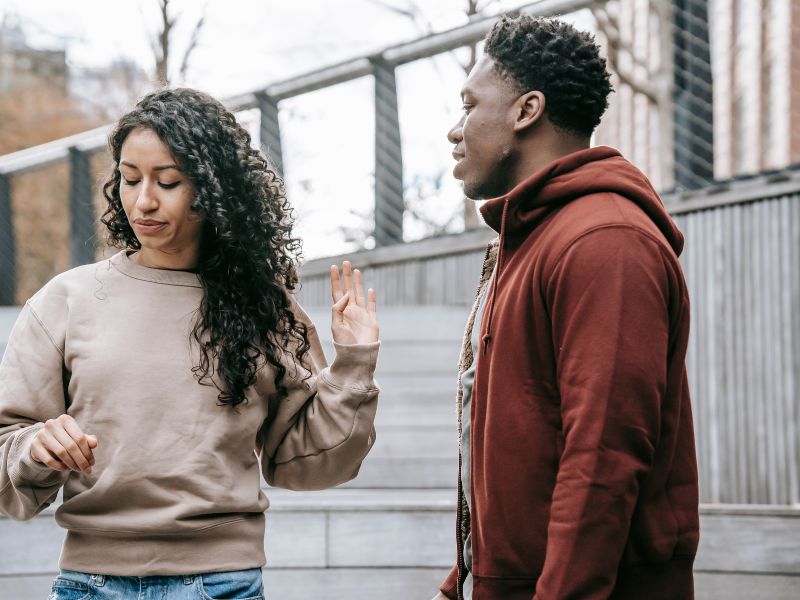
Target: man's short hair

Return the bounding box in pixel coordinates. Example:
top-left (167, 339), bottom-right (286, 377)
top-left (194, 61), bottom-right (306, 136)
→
top-left (484, 14), bottom-right (613, 138)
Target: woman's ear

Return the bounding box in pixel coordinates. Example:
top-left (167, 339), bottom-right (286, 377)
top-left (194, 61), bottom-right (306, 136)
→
top-left (513, 91), bottom-right (546, 132)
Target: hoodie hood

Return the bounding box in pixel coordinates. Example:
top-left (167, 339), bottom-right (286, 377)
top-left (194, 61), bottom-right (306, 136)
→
top-left (479, 146), bottom-right (684, 256)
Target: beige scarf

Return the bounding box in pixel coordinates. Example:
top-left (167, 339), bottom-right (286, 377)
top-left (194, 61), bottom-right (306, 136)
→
top-left (456, 236), bottom-right (499, 543)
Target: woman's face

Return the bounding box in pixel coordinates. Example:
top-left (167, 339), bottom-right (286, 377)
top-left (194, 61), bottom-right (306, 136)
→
top-left (119, 128), bottom-right (204, 268)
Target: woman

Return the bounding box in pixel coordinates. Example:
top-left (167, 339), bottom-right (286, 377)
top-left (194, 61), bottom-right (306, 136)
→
top-left (0, 88), bottom-right (380, 600)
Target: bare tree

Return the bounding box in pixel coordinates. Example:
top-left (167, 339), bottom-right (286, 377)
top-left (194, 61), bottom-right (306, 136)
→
top-left (590, 0), bottom-right (675, 189)
top-left (149, 0), bottom-right (206, 85)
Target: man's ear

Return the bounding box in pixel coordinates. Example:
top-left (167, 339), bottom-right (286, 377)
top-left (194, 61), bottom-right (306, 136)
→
top-left (513, 91), bottom-right (545, 133)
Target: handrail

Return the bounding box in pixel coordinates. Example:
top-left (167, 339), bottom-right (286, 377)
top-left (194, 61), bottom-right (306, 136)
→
top-left (661, 167), bottom-right (800, 214)
top-left (299, 172), bottom-right (800, 277)
top-left (300, 227), bottom-right (496, 277)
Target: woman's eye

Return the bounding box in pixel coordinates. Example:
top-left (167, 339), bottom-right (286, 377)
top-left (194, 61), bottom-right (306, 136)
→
top-left (122, 177), bottom-right (140, 186)
top-left (158, 181), bottom-right (181, 190)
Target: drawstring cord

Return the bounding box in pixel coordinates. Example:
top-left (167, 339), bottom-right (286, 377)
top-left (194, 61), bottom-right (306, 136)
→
top-left (482, 199), bottom-right (508, 355)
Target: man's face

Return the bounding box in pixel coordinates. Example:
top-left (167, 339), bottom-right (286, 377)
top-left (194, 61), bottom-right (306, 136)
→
top-left (448, 55), bottom-right (518, 200)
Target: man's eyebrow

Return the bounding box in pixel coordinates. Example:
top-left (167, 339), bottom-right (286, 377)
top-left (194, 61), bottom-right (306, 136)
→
top-left (461, 87), bottom-right (474, 100)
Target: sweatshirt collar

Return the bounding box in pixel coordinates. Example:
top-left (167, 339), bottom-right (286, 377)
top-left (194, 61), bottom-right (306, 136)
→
top-left (111, 250), bottom-right (203, 288)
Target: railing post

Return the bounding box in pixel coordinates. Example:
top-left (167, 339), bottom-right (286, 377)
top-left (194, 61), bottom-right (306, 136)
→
top-left (371, 57), bottom-right (405, 247)
top-left (257, 93), bottom-right (283, 178)
top-left (0, 173), bottom-right (15, 306)
top-left (70, 148), bottom-right (95, 267)
top-left (672, 0), bottom-right (714, 189)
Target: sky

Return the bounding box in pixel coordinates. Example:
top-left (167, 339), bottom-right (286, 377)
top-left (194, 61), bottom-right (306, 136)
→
top-left (0, 0), bottom-right (595, 259)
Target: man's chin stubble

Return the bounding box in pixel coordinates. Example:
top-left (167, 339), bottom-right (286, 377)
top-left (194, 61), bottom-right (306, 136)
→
top-left (463, 176), bottom-right (511, 201)
top-left (462, 155), bottom-right (516, 200)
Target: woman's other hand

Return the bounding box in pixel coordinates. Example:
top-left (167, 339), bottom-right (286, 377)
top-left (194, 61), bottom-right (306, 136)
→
top-left (330, 261), bottom-right (378, 345)
top-left (30, 415), bottom-right (98, 474)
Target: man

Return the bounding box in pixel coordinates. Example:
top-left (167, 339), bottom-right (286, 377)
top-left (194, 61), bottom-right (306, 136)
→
top-left (433, 14), bottom-right (699, 600)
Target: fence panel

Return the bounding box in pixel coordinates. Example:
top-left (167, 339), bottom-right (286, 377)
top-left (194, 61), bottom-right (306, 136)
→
top-left (299, 189), bottom-right (800, 506)
top-left (674, 193), bottom-right (800, 504)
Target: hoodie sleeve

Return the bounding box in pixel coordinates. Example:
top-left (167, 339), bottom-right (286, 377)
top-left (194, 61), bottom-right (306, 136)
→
top-left (536, 226), bottom-right (677, 600)
top-left (439, 565), bottom-right (459, 599)
top-left (0, 303), bottom-right (70, 521)
top-left (256, 300), bottom-right (379, 491)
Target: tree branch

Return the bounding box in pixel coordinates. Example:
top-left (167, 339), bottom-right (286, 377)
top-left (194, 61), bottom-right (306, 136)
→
top-left (592, 5), bottom-right (659, 103)
top-left (155, 0), bottom-right (174, 85)
top-left (179, 7), bottom-right (206, 82)
top-left (365, 0), bottom-right (430, 34)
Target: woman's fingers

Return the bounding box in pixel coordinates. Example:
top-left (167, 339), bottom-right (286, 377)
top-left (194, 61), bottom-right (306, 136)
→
top-left (40, 416), bottom-right (94, 473)
top-left (332, 292), bottom-right (350, 318)
top-left (39, 428), bottom-right (80, 472)
top-left (333, 263), bottom-right (376, 327)
top-left (50, 425), bottom-right (91, 473)
top-left (342, 261), bottom-right (354, 299)
top-left (30, 434), bottom-right (71, 471)
top-left (330, 265), bottom-right (343, 303)
top-left (30, 417), bottom-right (98, 473)
top-left (331, 292), bottom-right (358, 345)
top-left (354, 270), bottom-right (366, 309)
top-left (61, 416), bottom-right (95, 466)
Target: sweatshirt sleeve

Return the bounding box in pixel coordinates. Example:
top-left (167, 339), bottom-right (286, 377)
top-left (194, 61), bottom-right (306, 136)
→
top-left (0, 303), bottom-right (71, 521)
top-left (257, 301), bottom-right (379, 491)
top-left (536, 227), bottom-right (675, 600)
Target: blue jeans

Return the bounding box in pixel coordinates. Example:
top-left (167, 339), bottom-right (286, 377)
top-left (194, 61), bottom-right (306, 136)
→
top-left (47, 568), bottom-right (264, 599)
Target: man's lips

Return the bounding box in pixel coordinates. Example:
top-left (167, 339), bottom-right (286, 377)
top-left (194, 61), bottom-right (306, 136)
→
top-left (452, 151), bottom-right (465, 162)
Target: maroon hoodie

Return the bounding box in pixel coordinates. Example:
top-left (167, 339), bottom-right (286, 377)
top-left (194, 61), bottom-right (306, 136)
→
top-left (440, 147), bottom-right (699, 600)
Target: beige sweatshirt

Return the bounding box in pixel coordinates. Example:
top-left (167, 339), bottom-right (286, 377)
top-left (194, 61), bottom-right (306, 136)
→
top-left (0, 251), bottom-right (379, 576)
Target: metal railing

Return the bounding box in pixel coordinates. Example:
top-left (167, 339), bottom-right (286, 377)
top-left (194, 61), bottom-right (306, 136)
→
top-left (1, 0), bottom-right (799, 306)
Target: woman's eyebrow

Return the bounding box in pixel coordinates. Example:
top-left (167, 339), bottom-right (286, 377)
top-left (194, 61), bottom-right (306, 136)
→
top-left (120, 161), bottom-right (179, 172)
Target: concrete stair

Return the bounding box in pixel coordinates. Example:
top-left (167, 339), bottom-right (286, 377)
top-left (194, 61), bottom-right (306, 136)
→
top-left (2, 306), bottom-right (800, 599)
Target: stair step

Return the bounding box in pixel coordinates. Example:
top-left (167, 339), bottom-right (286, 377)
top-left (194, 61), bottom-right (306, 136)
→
top-left (337, 458), bottom-right (457, 488)
top-left (3, 488), bottom-right (800, 600)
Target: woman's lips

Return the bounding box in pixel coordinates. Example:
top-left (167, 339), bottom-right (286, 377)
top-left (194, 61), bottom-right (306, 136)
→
top-left (134, 220), bottom-right (167, 234)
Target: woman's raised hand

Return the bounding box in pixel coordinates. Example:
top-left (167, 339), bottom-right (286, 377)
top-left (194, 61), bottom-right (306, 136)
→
top-left (330, 261), bottom-right (378, 345)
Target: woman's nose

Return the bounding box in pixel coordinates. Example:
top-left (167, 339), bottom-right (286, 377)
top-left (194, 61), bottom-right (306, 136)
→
top-left (135, 183), bottom-right (158, 212)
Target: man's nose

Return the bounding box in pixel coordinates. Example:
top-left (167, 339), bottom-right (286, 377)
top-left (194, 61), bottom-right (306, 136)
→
top-left (447, 116), bottom-right (464, 145)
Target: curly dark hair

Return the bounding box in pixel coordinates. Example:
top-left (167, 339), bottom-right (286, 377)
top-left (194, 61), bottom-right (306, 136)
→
top-left (102, 88), bottom-right (310, 408)
top-left (484, 14), bottom-right (613, 138)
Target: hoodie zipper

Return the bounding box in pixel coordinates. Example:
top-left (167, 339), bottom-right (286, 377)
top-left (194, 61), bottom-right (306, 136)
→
top-left (482, 199), bottom-right (508, 355)
top-left (456, 453), bottom-right (465, 600)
